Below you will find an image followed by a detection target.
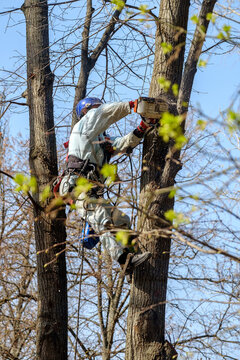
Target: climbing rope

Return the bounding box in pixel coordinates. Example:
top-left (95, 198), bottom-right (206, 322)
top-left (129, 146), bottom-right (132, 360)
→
top-left (73, 224), bottom-right (85, 360)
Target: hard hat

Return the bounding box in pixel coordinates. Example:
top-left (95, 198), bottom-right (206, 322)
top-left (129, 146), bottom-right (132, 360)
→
top-left (76, 97), bottom-right (103, 118)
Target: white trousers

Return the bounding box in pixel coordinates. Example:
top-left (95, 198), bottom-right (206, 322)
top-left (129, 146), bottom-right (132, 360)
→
top-left (76, 193), bottom-right (131, 260)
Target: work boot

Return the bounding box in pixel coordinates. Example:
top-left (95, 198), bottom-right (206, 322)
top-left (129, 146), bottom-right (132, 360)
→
top-left (130, 252), bottom-right (152, 268)
top-left (117, 249), bottom-right (151, 275)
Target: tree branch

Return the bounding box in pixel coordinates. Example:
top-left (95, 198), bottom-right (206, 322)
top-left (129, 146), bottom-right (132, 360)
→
top-left (72, 1), bottom-right (125, 126)
top-left (0, 169), bottom-right (43, 211)
top-left (68, 326), bottom-right (93, 360)
top-left (90, 7), bottom-right (122, 64)
top-left (177, 0), bottom-right (218, 115)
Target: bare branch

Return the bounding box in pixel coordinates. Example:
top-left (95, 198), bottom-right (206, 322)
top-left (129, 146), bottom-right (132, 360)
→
top-left (177, 0), bottom-right (218, 114)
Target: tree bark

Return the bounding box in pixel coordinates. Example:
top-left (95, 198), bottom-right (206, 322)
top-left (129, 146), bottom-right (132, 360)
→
top-left (22, 1), bottom-right (68, 359)
top-left (126, 0), bottom-right (218, 358)
top-left (126, 1), bottom-right (190, 359)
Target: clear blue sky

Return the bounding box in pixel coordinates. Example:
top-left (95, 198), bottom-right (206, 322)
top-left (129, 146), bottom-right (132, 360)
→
top-left (193, 50), bottom-right (239, 116)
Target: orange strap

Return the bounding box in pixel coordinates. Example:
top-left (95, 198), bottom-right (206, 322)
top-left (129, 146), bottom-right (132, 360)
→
top-left (133, 99), bottom-right (138, 113)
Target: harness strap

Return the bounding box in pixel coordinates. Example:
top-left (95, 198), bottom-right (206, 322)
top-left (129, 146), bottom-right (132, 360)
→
top-left (66, 155), bottom-right (103, 197)
top-left (67, 155), bottom-right (98, 174)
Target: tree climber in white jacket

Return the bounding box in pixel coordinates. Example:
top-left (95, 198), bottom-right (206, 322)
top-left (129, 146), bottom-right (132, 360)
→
top-left (60, 97), bottom-right (155, 273)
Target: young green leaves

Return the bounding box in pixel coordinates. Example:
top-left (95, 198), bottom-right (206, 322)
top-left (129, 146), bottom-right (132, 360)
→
top-left (14, 173), bottom-right (37, 194)
top-left (158, 77), bottom-right (179, 97)
top-left (74, 177), bottom-right (93, 197)
top-left (217, 25), bottom-right (231, 40)
top-left (116, 230), bottom-right (129, 246)
top-left (111, 0), bottom-right (125, 11)
top-left (100, 163), bottom-right (117, 185)
top-left (226, 110), bottom-right (240, 134)
top-left (158, 112), bottom-right (187, 149)
top-left (160, 42), bottom-right (173, 55)
top-left (164, 209), bottom-right (189, 227)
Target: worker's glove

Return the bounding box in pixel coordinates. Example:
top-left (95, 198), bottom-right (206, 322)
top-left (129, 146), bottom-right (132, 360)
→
top-left (133, 118), bottom-right (152, 138)
top-left (142, 117), bottom-right (158, 127)
top-left (138, 119), bottom-right (149, 132)
top-left (129, 100), bottom-right (138, 110)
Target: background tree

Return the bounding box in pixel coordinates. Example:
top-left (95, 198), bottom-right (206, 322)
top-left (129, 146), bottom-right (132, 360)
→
top-left (0, 125), bottom-right (37, 359)
top-left (22, 1), bottom-right (67, 358)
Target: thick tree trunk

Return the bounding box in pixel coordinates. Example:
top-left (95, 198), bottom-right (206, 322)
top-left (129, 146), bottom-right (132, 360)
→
top-left (126, 1), bottom-right (190, 359)
top-left (22, 1), bottom-right (68, 359)
top-left (126, 0), bottom-right (217, 358)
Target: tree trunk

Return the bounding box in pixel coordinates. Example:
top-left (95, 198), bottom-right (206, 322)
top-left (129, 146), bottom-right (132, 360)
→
top-left (22, 1), bottom-right (68, 359)
top-left (126, 1), bottom-right (190, 359)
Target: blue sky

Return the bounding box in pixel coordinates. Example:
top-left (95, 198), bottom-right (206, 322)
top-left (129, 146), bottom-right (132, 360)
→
top-left (193, 49), bottom-right (239, 117)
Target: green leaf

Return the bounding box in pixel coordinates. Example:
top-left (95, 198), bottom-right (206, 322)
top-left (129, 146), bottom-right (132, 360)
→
top-left (168, 188), bottom-right (178, 199)
top-left (164, 209), bottom-right (176, 222)
top-left (227, 110), bottom-right (240, 123)
top-left (40, 185), bottom-right (51, 202)
top-left (223, 25), bottom-right (231, 34)
top-left (74, 177), bottom-right (93, 197)
top-left (164, 209), bottom-right (189, 227)
top-left (206, 12), bottom-right (216, 24)
top-left (172, 83), bottom-right (179, 97)
top-left (217, 32), bottom-right (224, 40)
top-left (116, 231), bottom-right (129, 246)
top-left (217, 24), bottom-right (231, 40)
top-left (161, 42), bottom-right (173, 55)
top-left (13, 173), bottom-right (38, 194)
top-left (190, 14), bottom-right (199, 24)
top-left (139, 4), bottom-right (148, 14)
top-left (22, 184), bottom-right (29, 194)
top-left (198, 59), bottom-right (207, 68)
top-left (175, 134), bottom-right (187, 149)
top-left (158, 77), bottom-right (171, 92)
top-left (28, 176), bottom-right (37, 193)
top-left (197, 119), bottom-right (207, 130)
top-left (111, 0), bottom-right (125, 11)
top-left (100, 164), bottom-right (117, 185)
top-left (14, 173), bottom-right (26, 186)
top-left (191, 194), bottom-right (199, 201)
top-left (158, 112), bottom-right (187, 149)
top-left (226, 110), bottom-right (240, 134)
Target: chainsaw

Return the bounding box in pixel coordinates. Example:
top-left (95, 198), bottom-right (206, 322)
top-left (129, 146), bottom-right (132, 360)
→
top-left (134, 97), bottom-right (168, 119)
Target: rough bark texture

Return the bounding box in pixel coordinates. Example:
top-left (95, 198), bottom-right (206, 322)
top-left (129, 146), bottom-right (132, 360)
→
top-left (126, 1), bottom-right (190, 359)
top-left (126, 1), bottom-right (217, 359)
top-left (22, 1), bottom-right (68, 359)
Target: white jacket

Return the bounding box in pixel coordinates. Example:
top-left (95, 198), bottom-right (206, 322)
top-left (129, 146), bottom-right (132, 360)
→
top-left (68, 102), bottom-right (141, 166)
